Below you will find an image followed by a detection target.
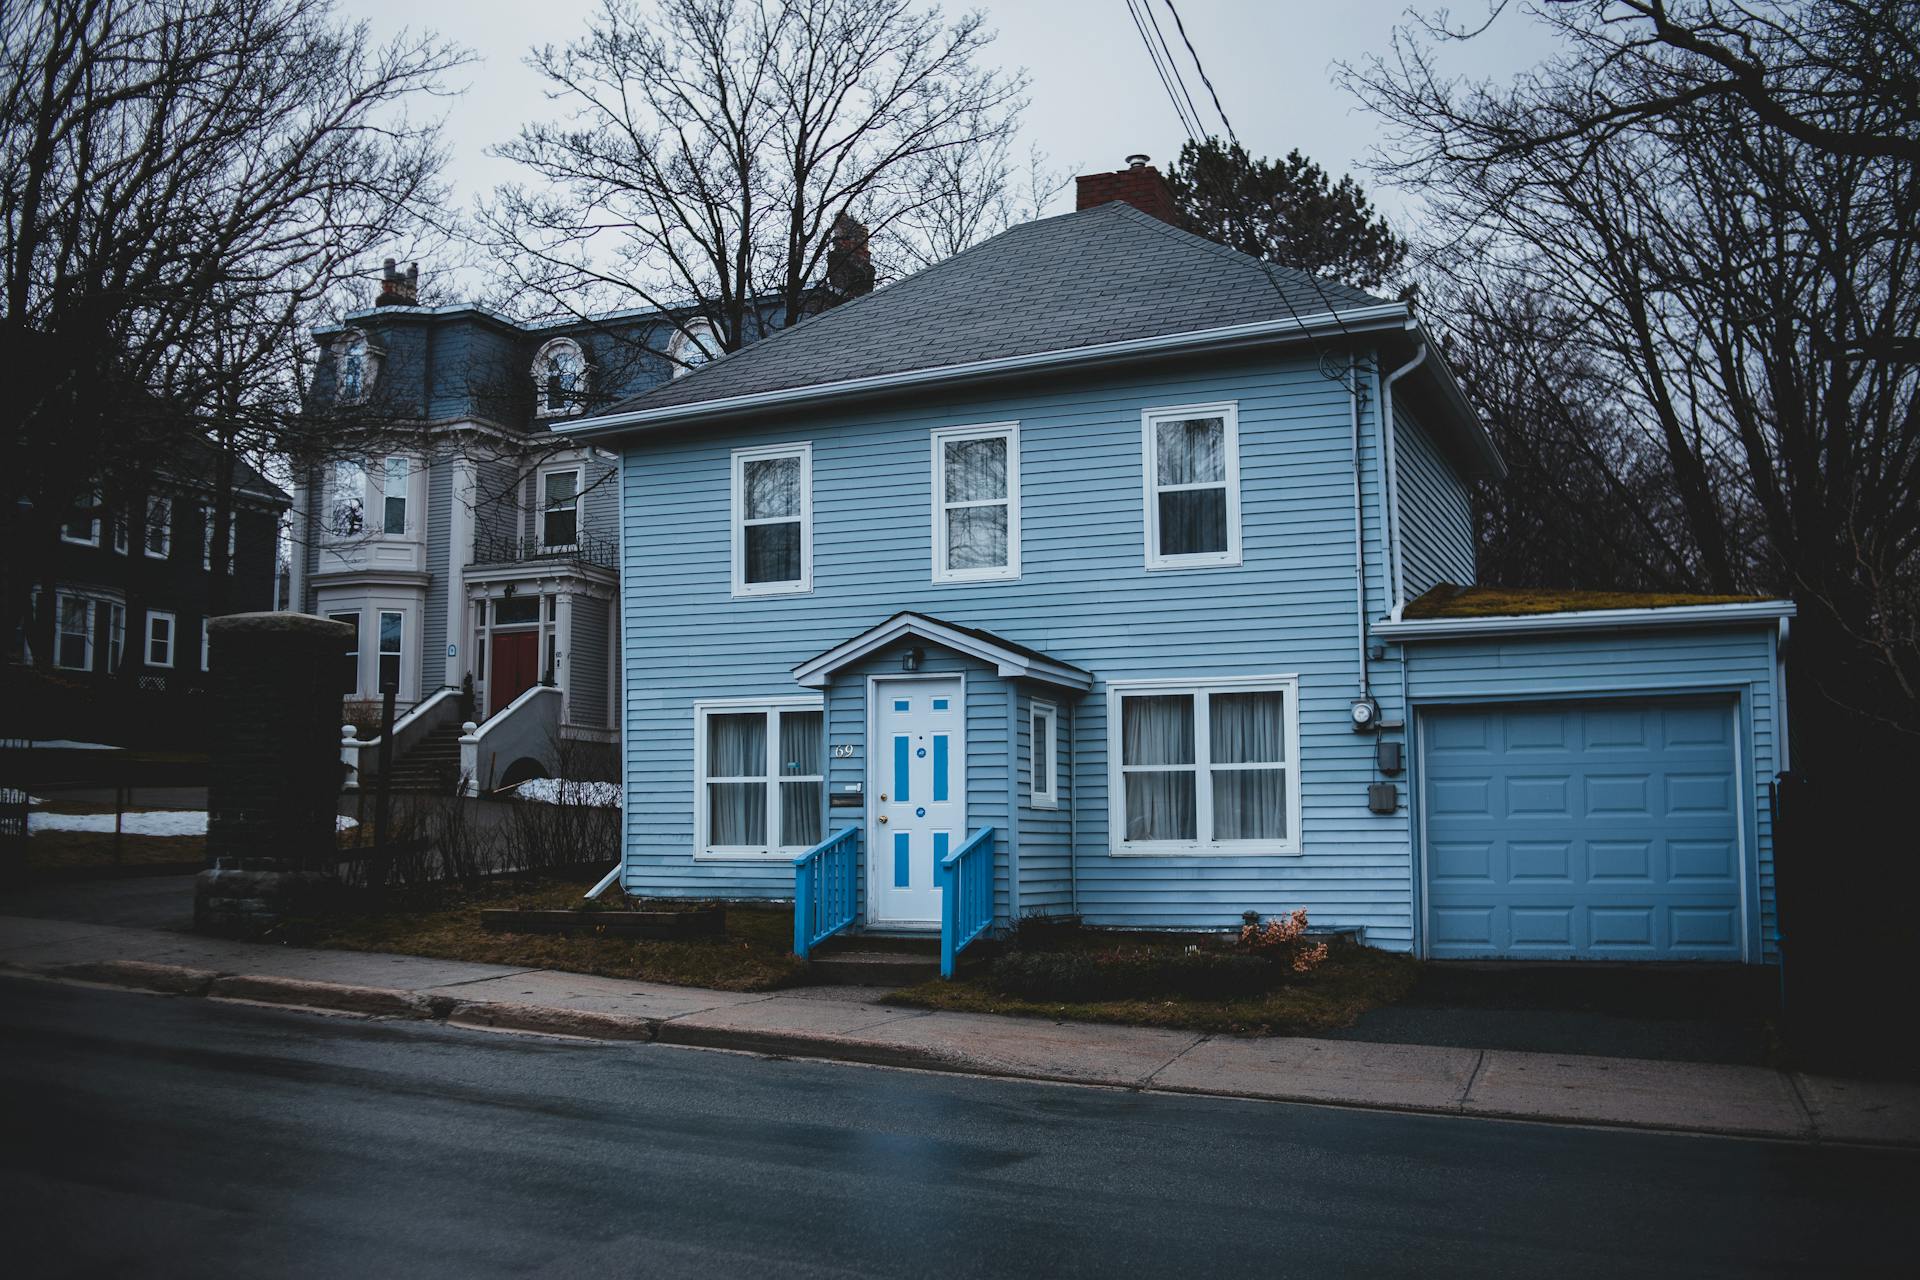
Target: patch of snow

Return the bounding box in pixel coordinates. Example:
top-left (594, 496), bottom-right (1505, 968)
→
top-left (511, 778), bottom-right (622, 808)
top-left (30, 811), bottom-right (359, 837)
top-left (17, 739), bottom-right (124, 751)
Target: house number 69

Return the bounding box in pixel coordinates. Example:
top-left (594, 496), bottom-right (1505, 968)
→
top-left (830, 744), bottom-right (856, 759)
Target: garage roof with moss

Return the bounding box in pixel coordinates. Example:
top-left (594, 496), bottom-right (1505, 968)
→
top-left (1403, 584), bottom-right (1776, 620)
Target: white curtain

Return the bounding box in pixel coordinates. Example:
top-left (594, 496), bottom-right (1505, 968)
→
top-left (708, 713), bottom-right (766, 846)
top-left (1122, 694), bottom-right (1196, 841)
top-left (945, 436), bottom-right (1008, 570)
top-left (1155, 418), bottom-right (1227, 556)
top-left (1210, 691), bottom-right (1286, 840)
top-left (779, 710), bottom-right (823, 847)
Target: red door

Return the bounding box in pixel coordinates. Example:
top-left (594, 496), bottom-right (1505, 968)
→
top-left (490, 632), bottom-right (540, 716)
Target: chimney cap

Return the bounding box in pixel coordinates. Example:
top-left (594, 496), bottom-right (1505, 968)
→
top-left (1125, 153), bottom-right (1150, 169)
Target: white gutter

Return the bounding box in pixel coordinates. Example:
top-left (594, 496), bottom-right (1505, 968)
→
top-left (556, 304), bottom-right (1412, 439)
top-left (1375, 600), bottom-right (1797, 641)
top-left (1380, 344), bottom-right (1427, 619)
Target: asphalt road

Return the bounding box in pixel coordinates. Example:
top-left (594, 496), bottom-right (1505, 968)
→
top-left (0, 978), bottom-right (1909, 1279)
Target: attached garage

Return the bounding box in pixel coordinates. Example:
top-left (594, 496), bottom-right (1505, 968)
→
top-left (1421, 697), bottom-right (1744, 961)
top-left (1379, 591), bottom-right (1796, 965)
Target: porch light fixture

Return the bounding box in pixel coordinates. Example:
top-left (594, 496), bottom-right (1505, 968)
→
top-left (901, 646), bottom-right (924, 672)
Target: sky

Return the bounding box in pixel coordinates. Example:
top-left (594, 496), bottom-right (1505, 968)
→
top-left (335, 0), bottom-right (1556, 284)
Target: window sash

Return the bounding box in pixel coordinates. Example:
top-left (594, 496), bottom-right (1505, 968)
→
top-left (541, 468), bottom-right (581, 548)
top-left (1142, 405), bottom-right (1241, 568)
top-left (382, 457), bottom-right (407, 535)
top-left (1031, 700), bottom-right (1058, 807)
top-left (377, 610), bottom-right (403, 694)
top-left (54, 595), bottom-right (92, 671)
top-left (696, 702), bottom-right (824, 855)
top-left (147, 612), bottom-right (175, 668)
top-left (329, 461), bottom-right (366, 537)
top-left (1110, 677), bottom-right (1298, 854)
top-left (731, 446), bottom-right (811, 595)
top-left (932, 424), bottom-right (1020, 581)
top-left (145, 497), bottom-right (171, 557)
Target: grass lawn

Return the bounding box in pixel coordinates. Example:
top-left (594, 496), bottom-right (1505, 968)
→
top-left (885, 936), bottom-right (1421, 1037)
top-left (281, 880), bottom-right (808, 992)
top-left (23, 830), bottom-right (206, 871)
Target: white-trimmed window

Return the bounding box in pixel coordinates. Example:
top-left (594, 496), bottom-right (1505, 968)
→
top-left (54, 593), bottom-right (93, 671)
top-left (106, 603), bottom-right (125, 674)
top-left (145, 496), bottom-right (172, 559)
top-left (111, 506), bottom-right (128, 554)
top-left (540, 466), bottom-right (581, 550)
top-left (329, 611), bottom-right (360, 696)
top-left (694, 699), bottom-right (824, 857)
top-left (932, 422), bottom-right (1020, 582)
top-left (1143, 402), bottom-right (1241, 569)
top-left (1031, 699), bottom-right (1058, 808)
top-left (534, 338), bottom-right (588, 416)
top-left (62, 492), bottom-right (101, 547)
top-left (336, 330), bottom-right (372, 402)
top-left (731, 443), bottom-right (811, 596)
top-left (202, 506), bottom-right (237, 572)
top-left (328, 460), bottom-right (366, 536)
top-left (381, 457), bottom-right (408, 534)
top-left (377, 610), bottom-right (404, 693)
top-left (146, 611), bottom-right (175, 669)
top-left (1109, 675), bottom-right (1300, 855)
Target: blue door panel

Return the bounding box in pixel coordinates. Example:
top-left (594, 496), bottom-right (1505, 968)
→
top-left (1424, 698), bottom-right (1744, 961)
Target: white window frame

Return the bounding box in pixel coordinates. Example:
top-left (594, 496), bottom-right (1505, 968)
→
top-left (930, 422), bottom-right (1021, 583)
top-left (146, 610), bottom-right (176, 669)
top-left (670, 319), bottom-right (719, 378)
top-left (53, 592), bottom-right (94, 671)
top-left (145, 496), bottom-right (172, 559)
top-left (106, 602), bottom-right (125, 674)
top-left (1141, 401), bottom-right (1242, 570)
top-left (1106, 674), bottom-right (1302, 856)
top-left (381, 456), bottom-right (408, 535)
top-left (111, 506), bottom-right (128, 555)
top-left (538, 464), bottom-right (583, 551)
top-left (533, 337), bottom-right (589, 418)
top-left (62, 491), bottom-right (102, 547)
top-left (730, 442), bottom-right (812, 597)
top-left (693, 696), bottom-right (826, 859)
top-left (1031, 698), bottom-right (1059, 808)
top-left (335, 330), bottom-right (374, 403)
top-left (376, 609), bottom-right (404, 695)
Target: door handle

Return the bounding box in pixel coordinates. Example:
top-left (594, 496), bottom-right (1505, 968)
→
top-left (877, 815), bottom-right (888, 824)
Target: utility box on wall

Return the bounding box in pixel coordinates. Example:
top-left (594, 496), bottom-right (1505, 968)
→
top-left (1368, 782), bottom-right (1398, 815)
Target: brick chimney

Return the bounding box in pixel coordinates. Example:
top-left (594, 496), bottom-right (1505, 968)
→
top-left (1074, 154), bottom-right (1177, 224)
top-left (375, 258), bottom-right (419, 307)
top-left (826, 214), bottom-right (874, 299)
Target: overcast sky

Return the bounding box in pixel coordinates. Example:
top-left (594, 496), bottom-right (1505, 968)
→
top-left (337, 1), bottom-right (1553, 281)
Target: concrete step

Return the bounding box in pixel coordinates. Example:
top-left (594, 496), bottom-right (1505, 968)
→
top-left (805, 951), bottom-right (941, 987)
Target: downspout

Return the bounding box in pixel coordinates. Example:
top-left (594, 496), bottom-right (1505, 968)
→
top-left (1381, 344), bottom-right (1428, 619)
top-left (1350, 355), bottom-right (1370, 698)
top-left (1067, 700), bottom-right (1078, 917)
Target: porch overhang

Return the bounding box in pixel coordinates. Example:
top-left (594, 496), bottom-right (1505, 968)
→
top-left (792, 612), bottom-right (1093, 692)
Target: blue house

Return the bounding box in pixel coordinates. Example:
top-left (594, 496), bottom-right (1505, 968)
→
top-left (562, 159), bottom-right (1794, 969)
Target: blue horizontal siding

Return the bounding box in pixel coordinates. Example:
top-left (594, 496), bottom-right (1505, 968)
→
top-left (1395, 396), bottom-right (1475, 599)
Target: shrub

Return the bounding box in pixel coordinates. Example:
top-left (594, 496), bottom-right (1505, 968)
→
top-left (1238, 909), bottom-right (1331, 975)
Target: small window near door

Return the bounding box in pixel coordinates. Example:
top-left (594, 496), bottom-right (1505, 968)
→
top-left (1031, 700), bottom-right (1058, 808)
top-left (328, 611), bottom-right (359, 695)
top-left (377, 611), bottom-right (403, 694)
top-left (695, 701), bottom-right (824, 856)
top-left (732, 444), bottom-right (811, 595)
top-left (1143, 403), bottom-right (1241, 568)
top-left (541, 468), bottom-right (580, 549)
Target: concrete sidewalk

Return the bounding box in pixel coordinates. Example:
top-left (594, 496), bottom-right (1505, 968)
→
top-left (3, 912), bottom-right (1914, 1147)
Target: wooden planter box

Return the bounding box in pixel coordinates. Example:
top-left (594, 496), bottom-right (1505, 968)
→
top-left (480, 906), bottom-right (726, 939)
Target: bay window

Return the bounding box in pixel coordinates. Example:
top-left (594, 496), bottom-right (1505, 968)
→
top-left (731, 443), bottom-right (811, 595)
top-left (932, 423), bottom-right (1020, 581)
top-left (1109, 676), bottom-right (1300, 854)
top-left (695, 699), bottom-right (824, 856)
top-left (382, 457), bottom-right (408, 534)
top-left (1143, 403), bottom-right (1240, 568)
top-left (55, 594), bottom-right (93, 671)
top-left (377, 610), bottom-right (403, 693)
top-left (329, 460), bottom-right (366, 536)
top-left (107, 603), bottom-right (125, 674)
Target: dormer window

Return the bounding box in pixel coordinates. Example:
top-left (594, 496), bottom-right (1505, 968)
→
top-left (534, 338), bottom-right (588, 417)
top-left (670, 319), bottom-right (719, 378)
top-left (336, 330), bottom-right (374, 402)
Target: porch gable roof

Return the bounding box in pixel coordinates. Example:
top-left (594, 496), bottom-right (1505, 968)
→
top-left (791, 612), bottom-right (1093, 692)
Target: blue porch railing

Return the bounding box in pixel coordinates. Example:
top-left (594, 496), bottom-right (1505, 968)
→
top-left (938, 826), bottom-right (995, 979)
top-left (792, 826), bottom-right (859, 959)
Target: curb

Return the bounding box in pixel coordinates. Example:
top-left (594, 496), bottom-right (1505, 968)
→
top-left (48, 959), bottom-right (221, 996)
top-left (446, 1000), bottom-right (657, 1041)
top-left (207, 974), bottom-right (437, 1020)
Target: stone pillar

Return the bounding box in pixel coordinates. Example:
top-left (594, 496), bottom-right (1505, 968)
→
top-left (195, 611), bottom-right (353, 936)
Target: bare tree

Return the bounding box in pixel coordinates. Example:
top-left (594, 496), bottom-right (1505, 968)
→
top-left (3, 0), bottom-right (467, 659)
top-left (1345, 0), bottom-right (1920, 747)
top-left (478, 0), bottom-right (1029, 368)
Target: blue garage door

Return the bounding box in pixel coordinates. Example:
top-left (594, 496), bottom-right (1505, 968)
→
top-left (1422, 698), bottom-right (1745, 961)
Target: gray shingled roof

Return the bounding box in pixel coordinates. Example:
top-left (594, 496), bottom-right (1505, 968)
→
top-left (595, 201), bottom-right (1391, 417)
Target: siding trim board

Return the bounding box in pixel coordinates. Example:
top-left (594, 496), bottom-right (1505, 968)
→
top-left (1379, 600), bottom-right (1795, 640)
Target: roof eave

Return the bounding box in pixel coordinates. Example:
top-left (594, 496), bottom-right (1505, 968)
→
top-left (557, 303), bottom-right (1413, 441)
top-left (1375, 599), bottom-right (1796, 640)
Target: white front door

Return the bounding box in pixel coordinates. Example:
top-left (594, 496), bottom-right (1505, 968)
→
top-left (868, 676), bottom-right (964, 926)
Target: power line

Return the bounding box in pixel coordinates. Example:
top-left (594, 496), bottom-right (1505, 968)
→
top-left (1159, 0), bottom-right (1236, 143)
top-left (1139, 0), bottom-right (1208, 148)
top-left (1124, 0), bottom-right (1202, 141)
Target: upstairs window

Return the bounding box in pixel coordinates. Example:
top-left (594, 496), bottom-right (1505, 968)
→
top-left (932, 423), bottom-right (1020, 582)
top-left (382, 457), bottom-right (408, 534)
top-left (1110, 676), bottom-right (1300, 855)
top-left (731, 443), bottom-right (811, 596)
top-left (540, 468), bottom-right (581, 549)
top-left (111, 506), bottom-right (128, 555)
top-left (670, 319), bottom-right (719, 378)
top-left (695, 700), bottom-right (824, 856)
top-left (336, 331), bottom-right (371, 401)
top-left (202, 506), bottom-right (237, 572)
top-left (534, 338), bottom-right (588, 416)
top-left (62, 491), bottom-right (101, 547)
top-left (328, 460), bottom-right (366, 536)
top-left (145, 497), bottom-right (172, 559)
top-left (1143, 403), bottom-right (1241, 569)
